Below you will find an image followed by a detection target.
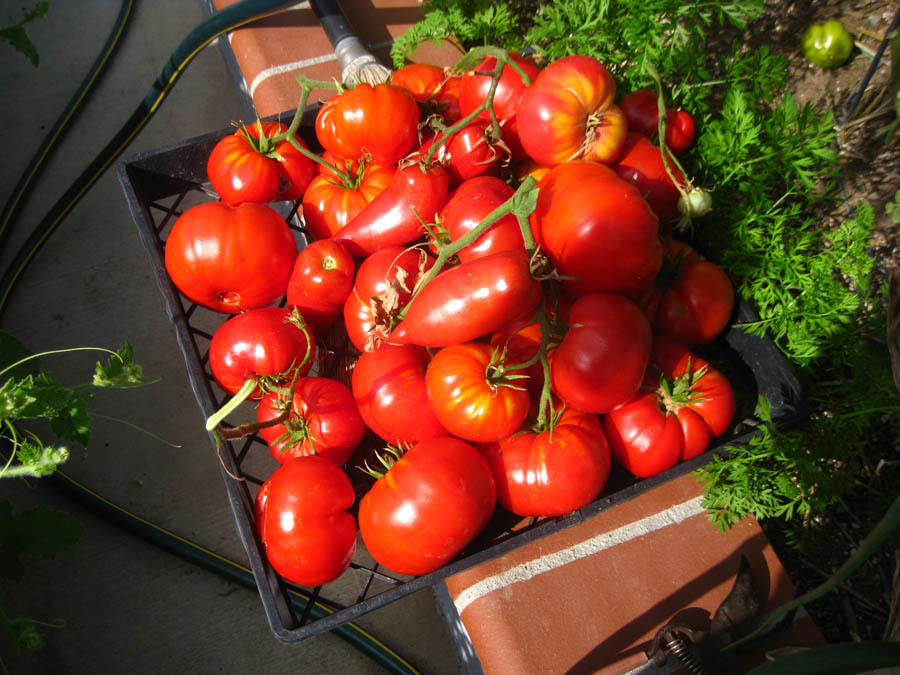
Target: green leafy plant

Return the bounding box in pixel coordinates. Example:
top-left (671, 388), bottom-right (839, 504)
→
top-left (1, 332), bottom-right (148, 478)
top-left (0, 331), bottom-right (157, 666)
top-left (0, 1), bottom-right (49, 67)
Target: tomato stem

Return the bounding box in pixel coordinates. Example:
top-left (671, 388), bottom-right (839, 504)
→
top-left (205, 378), bottom-right (258, 431)
top-left (266, 73), bottom-right (354, 185)
top-left (424, 47), bottom-right (525, 166)
top-left (395, 176), bottom-right (539, 321)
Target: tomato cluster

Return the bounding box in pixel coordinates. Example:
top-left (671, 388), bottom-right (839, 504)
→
top-left (163, 49), bottom-right (738, 587)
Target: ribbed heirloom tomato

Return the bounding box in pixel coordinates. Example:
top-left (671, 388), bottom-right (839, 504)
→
top-left (206, 121), bottom-right (314, 205)
top-left (530, 160), bottom-right (663, 298)
top-left (300, 153), bottom-right (394, 241)
top-left (315, 82), bottom-right (419, 165)
top-left (425, 342), bottom-right (530, 443)
top-left (602, 336), bottom-right (736, 477)
top-left (255, 456), bottom-right (356, 586)
top-left (164, 201), bottom-right (297, 313)
top-left (517, 55), bottom-right (627, 166)
top-left (358, 436), bottom-right (496, 575)
top-left (351, 344), bottom-right (449, 445)
top-left (256, 377), bottom-right (365, 466)
top-left (478, 410), bottom-right (611, 517)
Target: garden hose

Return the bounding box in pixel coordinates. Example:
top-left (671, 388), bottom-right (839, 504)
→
top-left (0, 0), bottom-right (134, 252)
top-left (0, 0), bottom-right (298, 315)
top-left (46, 470), bottom-right (420, 675)
top-left (0, 1), bottom-right (422, 671)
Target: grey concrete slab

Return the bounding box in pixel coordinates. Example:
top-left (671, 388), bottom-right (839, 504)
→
top-left (0, 2), bottom-right (460, 672)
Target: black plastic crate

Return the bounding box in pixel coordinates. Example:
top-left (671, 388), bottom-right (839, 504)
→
top-left (117, 111), bottom-right (808, 643)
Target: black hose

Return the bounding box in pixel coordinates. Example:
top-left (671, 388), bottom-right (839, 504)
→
top-left (0, 0), bottom-right (134, 251)
top-left (0, 0), bottom-right (298, 315)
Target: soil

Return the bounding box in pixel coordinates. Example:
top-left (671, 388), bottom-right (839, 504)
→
top-left (741, 0), bottom-right (900, 648)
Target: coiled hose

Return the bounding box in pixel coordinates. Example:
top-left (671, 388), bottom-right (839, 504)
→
top-left (0, 2), bottom-right (420, 672)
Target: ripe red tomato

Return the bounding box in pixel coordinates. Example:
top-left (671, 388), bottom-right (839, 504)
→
top-left (390, 63), bottom-right (446, 102)
top-left (639, 237), bottom-right (735, 345)
top-left (457, 52), bottom-right (540, 161)
top-left (437, 176), bottom-right (524, 262)
top-left (619, 89), bottom-right (696, 154)
top-left (389, 250), bottom-right (543, 347)
top-left (314, 83), bottom-right (420, 165)
top-left (358, 436), bottom-right (496, 575)
top-left (206, 121), bottom-right (315, 206)
top-left (343, 246), bottom-right (432, 352)
top-left (530, 160), bottom-right (663, 298)
top-left (517, 55), bottom-right (627, 166)
top-left (602, 336), bottom-right (736, 477)
top-left (351, 344), bottom-right (449, 445)
top-left (256, 376), bottom-right (365, 465)
top-left (164, 201), bottom-right (297, 313)
top-left (479, 417), bottom-right (611, 517)
top-left (612, 132), bottom-right (686, 227)
top-left (255, 455), bottom-right (356, 586)
top-left (332, 162), bottom-right (450, 258)
top-left (551, 293), bottom-right (652, 414)
top-left (286, 239), bottom-right (355, 336)
top-left (208, 307), bottom-right (314, 398)
top-left (301, 153), bottom-right (394, 241)
top-left (425, 342), bottom-right (530, 443)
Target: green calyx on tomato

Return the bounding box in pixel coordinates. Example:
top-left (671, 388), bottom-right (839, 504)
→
top-left (802, 20), bottom-right (853, 69)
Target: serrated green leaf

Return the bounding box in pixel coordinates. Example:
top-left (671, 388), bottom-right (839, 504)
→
top-left (93, 341), bottom-right (143, 388)
top-left (0, 24), bottom-right (39, 66)
top-left (49, 393), bottom-right (92, 446)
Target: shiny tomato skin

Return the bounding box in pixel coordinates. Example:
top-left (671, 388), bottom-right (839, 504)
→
top-left (551, 293), bottom-right (652, 414)
top-left (164, 201), bottom-right (297, 314)
top-left (390, 63), bottom-right (446, 102)
top-left (443, 119), bottom-right (503, 185)
top-left (208, 307), bottom-right (314, 398)
top-left (458, 52), bottom-right (540, 161)
top-left (358, 436), bottom-right (496, 575)
top-left (620, 90), bottom-right (696, 155)
top-left (256, 377), bottom-right (365, 465)
top-left (439, 176), bottom-right (524, 262)
top-left (530, 160), bottom-right (663, 298)
top-left (666, 110), bottom-right (696, 155)
top-left (601, 391), bottom-right (686, 477)
top-left (351, 344), bottom-right (449, 444)
top-left (650, 336), bottom-right (735, 437)
top-left (654, 258), bottom-right (734, 346)
top-left (602, 337), bottom-right (734, 476)
top-left (207, 122), bottom-right (314, 206)
top-left (389, 250), bottom-right (543, 347)
top-left (286, 239), bottom-right (355, 336)
top-left (207, 131), bottom-right (278, 206)
top-left (517, 55), bottom-right (626, 166)
top-left (343, 246), bottom-right (432, 352)
top-left (314, 83), bottom-right (420, 165)
top-left (425, 342), bottom-right (530, 443)
top-left (301, 153), bottom-right (394, 241)
top-left (479, 422), bottom-right (610, 516)
top-left (332, 163), bottom-right (450, 258)
top-left (255, 456), bottom-right (356, 586)
top-left (612, 132), bottom-right (685, 227)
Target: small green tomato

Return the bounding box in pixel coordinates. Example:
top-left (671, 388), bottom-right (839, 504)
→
top-left (802, 20), bottom-right (853, 69)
